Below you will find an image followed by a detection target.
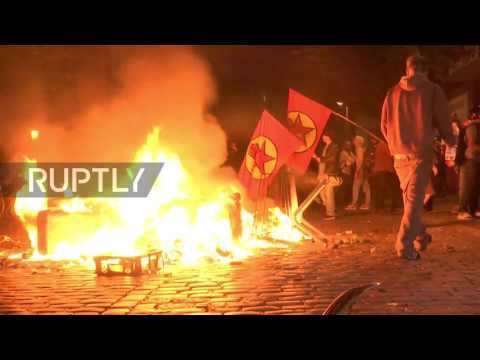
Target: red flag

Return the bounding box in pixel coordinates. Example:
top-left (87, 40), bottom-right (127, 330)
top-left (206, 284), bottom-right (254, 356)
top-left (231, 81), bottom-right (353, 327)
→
top-left (238, 110), bottom-right (302, 200)
top-left (286, 88), bottom-right (332, 173)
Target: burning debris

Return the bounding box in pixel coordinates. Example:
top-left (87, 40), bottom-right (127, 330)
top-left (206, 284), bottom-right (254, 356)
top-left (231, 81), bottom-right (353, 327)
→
top-left (94, 251), bottom-right (163, 276)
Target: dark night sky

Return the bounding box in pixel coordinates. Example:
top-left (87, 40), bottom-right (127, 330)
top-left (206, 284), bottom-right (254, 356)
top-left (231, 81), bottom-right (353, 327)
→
top-left (0, 45), bottom-right (445, 164)
top-left (196, 45), bottom-right (419, 154)
top-left (198, 46), bottom-right (415, 127)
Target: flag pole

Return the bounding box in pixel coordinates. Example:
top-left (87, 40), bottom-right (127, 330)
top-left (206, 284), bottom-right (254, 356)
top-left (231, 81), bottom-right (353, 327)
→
top-left (331, 111), bottom-right (385, 143)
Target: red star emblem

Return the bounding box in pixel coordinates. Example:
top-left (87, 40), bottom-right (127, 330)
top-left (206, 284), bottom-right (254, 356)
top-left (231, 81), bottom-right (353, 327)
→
top-left (290, 113), bottom-right (314, 146)
top-left (248, 140), bottom-right (275, 176)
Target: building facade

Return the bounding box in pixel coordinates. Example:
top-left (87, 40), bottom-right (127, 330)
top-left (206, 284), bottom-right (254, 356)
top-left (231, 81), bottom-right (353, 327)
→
top-left (446, 46), bottom-right (480, 120)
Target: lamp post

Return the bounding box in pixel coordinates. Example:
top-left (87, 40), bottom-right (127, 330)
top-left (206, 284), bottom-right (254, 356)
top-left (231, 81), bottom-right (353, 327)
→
top-left (336, 101), bottom-right (353, 139)
top-left (336, 101), bottom-right (349, 119)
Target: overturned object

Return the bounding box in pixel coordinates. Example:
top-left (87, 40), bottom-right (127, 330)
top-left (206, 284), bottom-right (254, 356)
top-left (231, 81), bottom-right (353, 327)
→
top-left (94, 251), bottom-right (163, 276)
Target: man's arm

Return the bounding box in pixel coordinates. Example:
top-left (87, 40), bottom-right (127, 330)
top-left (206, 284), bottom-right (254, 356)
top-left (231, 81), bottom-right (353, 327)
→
top-left (380, 94), bottom-right (389, 141)
top-left (433, 85), bottom-right (455, 147)
top-left (465, 125), bottom-right (480, 154)
top-left (321, 144), bottom-right (339, 164)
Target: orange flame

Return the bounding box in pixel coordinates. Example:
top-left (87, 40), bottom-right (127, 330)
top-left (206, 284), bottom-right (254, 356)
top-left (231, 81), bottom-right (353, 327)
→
top-left (15, 127), bottom-right (304, 266)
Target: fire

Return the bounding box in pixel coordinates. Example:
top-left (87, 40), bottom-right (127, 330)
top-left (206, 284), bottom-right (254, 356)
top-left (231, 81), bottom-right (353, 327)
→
top-left (15, 127), bottom-right (304, 266)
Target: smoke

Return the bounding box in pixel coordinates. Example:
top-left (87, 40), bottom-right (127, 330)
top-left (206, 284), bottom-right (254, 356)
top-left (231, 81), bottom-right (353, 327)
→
top-left (1, 45), bottom-right (237, 190)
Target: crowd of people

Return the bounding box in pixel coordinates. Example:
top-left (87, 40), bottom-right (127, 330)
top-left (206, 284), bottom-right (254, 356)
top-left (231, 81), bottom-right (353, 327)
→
top-left (313, 132), bottom-right (399, 220)
top-left (312, 105), bottom-right (480, 223)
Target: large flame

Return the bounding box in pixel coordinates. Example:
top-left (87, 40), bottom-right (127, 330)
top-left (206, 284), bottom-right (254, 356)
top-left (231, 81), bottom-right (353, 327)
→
top-left (10, 46), bottom-right (305, 266)
top-left (15, 127), bottom-right (304, 266)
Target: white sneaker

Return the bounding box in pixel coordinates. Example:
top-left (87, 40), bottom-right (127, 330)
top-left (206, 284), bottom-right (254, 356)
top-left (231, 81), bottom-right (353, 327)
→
top-left (458, 212), bottom-right (474, 221)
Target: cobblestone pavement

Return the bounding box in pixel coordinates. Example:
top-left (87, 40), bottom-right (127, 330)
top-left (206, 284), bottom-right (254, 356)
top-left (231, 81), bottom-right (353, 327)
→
top-left (2, 196), bottom-right (480, 315)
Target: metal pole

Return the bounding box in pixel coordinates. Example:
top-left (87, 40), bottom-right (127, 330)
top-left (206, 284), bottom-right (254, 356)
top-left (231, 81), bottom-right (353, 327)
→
top-left (293, 182), bottom-right (328, 243)
top-left (287, 169), bottom-right (298, 219)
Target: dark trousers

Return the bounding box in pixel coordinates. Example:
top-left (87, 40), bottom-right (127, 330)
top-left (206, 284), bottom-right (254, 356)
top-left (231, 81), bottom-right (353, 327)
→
top-left (372, 171), bottom-right (401, 211)
top-left (339, 173), bottom-right (353, 207)
top-left (458, 160), bottom-right (480, 214)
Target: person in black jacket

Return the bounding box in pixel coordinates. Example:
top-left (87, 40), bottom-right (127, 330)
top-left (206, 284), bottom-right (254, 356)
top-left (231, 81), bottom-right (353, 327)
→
top-left (313, 130), bottom-right (342, 220)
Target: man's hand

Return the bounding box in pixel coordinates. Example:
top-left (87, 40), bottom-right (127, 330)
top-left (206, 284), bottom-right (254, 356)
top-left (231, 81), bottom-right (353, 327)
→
top-left (432, 165), bottom-right (439, 176)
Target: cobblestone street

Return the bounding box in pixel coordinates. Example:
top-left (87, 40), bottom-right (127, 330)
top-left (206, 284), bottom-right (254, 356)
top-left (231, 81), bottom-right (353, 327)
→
top-left (2, 196), bottom-right (480, 315)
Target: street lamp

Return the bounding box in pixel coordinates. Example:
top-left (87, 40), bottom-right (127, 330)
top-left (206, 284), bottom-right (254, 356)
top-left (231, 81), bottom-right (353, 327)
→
top-left (30, 129), bottom-right (40, 140)
top-left (336, 101), bottom-right (349, 119)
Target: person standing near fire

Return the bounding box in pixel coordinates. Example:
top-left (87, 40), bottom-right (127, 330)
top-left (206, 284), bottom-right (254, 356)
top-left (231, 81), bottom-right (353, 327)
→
top-left (339, 139), bottom-right (356, 206)
top-left (0, 147), bottom-right (31, 254)
top-left (313, 130), bottom-right (342, 221)
top-left (381, 54), bottom-right (455, 260)
top-left (456, 105), bottom-right (480, 220)
top-left (345, 135), bottom-right (371, 211)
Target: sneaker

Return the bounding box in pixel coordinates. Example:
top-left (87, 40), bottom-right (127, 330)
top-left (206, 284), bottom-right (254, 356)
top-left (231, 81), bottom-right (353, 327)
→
top-left (475, 211), bottom-right (480, 218)
top-left (457, 212), bottom-right (474, 221)
top-left (414, 233), bottom-right (432, 252)
top-left (345, 204), bottom-right (357, 211)
top-left (359, 204), bottom-right (370, 211)
top-left (396, 250), bottom-right (421, 261)
top-left (323, 216), bottom-right (336, 221)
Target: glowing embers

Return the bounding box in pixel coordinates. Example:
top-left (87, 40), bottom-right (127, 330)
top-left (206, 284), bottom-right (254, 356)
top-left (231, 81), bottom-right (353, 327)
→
top-left (94, 251), bottom-right (163, 276)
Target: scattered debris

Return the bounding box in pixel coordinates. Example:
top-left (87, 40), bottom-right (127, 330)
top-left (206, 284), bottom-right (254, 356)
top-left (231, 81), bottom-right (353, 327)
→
top-left (387, 302), bottom-right (408, 308)
top-left (323, 231), bottom-right (373, 250)
top-left (446, 245), bottom-right (456, 253)
top-left (215, 246), bottom-right (232, 258)
top-left (0, 235), bottom-right (31, 253)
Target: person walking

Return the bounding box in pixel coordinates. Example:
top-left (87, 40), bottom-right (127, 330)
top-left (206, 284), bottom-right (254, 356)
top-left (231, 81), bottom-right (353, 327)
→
top-left (381, 54), bottom-right (455, 260)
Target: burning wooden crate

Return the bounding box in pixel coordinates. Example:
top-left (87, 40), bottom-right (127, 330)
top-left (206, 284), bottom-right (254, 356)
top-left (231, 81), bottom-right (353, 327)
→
top-left (37, 209), bottom-right (164, 275)
top-left (37, 210), bottom-right (105, 255)
top-left (94, 251), bottom-right (163, 276)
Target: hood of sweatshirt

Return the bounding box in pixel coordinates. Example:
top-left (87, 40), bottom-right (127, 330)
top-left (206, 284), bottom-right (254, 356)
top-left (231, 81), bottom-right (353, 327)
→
top-left (399, 73), bottom-right (430, 91)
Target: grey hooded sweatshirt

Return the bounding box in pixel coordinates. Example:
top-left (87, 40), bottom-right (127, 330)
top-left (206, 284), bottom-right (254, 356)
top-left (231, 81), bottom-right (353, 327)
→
top-left (381, 73), bottom-right (455, 159)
